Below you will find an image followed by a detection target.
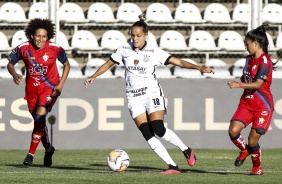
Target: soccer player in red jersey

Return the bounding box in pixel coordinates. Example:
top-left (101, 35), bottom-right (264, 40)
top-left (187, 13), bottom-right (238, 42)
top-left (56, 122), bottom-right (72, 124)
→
top-left (7, 18), bottom-right (70, 167)
top-left (227, 25), bottom-right (277, 175)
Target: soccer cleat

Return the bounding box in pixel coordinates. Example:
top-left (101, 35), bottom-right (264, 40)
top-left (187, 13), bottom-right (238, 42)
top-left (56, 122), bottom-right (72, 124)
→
top-left (183, 147), bottom-right (196, 167)
top-left (44, 146), bottom-right (55, 167)
top-left (23, 154), bottom-right (34, 166)
top-left (234, 150), bottom-right (249, 167)
top-left (160, 165), bottom-right (181, 175)
top-left (250, 166), bottom-right (263, 175)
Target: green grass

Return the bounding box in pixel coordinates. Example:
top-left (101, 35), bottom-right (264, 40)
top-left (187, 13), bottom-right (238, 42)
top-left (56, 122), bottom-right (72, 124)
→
top-left (0, 149), bottom-right (282, 184)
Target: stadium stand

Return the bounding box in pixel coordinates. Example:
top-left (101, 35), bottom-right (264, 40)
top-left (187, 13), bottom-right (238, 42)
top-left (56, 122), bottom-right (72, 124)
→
top-left (188, 30), bottom-right (218, 51)
top-left (0, 58), bottom-right (21, 78)
top-left (262, 3), bottom-right (282, 24)
top-left (59, 2), bottom-right (87, 23)
top-left (0, 2), bottom-right (27, 23)
top-left (232, 58), bottom-right (245, 78)
top-left (100, 30), bottom-right (127, 51)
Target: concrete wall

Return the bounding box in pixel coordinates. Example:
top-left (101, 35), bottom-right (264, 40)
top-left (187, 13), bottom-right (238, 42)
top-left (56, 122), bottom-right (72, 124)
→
top-left (0, 78), bottom-right (281, 149)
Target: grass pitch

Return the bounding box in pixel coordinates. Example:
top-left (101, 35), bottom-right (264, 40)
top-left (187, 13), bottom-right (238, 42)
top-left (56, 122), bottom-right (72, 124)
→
top-left (0, 149), bottom-right (281, 184)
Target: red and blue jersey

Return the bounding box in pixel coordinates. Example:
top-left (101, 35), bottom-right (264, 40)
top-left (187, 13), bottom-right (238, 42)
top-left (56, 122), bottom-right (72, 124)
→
top-left (8, 40), bottom-right (68, 99)
top-left (240, 53), bottom-right (274, 111)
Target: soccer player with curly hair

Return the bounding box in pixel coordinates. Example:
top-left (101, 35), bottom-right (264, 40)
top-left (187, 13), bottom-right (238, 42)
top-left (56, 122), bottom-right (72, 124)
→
top-left (7, 18), bottom-right (70, 167)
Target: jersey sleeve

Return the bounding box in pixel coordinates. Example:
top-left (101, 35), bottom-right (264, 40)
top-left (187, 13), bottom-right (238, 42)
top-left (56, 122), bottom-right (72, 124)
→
top-left (8, 47), bottom-right (22, 65)
top-left (110, 46), bottom-right (123, 65)
top-left (256, 55), bottom-right (271, 81)
top-left (154, 47), bottom-right (171, 65)
top-left (57, 47), bottom-right (68, 64)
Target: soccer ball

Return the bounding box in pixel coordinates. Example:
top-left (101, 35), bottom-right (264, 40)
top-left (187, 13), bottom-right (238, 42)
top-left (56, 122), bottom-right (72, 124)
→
top-left (107, 149), bottom-right (130, 172)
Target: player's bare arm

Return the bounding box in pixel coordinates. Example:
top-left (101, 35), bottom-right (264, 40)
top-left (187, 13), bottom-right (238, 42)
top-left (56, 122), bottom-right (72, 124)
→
top-left (51, 61), bottom-right (70, 97)
top-left (168, 57), bottom-right (214, 74)
top-left (84, 60), bottom-right (115, 88)
top-left (227, 79), bottom-right (264, 89)
top-left (7, 62), bottom-right (23, 85)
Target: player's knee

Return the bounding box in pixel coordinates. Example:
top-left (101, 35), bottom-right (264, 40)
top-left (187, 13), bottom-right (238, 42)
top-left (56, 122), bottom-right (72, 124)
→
top-left (138, 123), bottom-right (154, 141)
top-left (150, 120), bottom-right (166, 137)
top-left (34, 114), bottom-right (46, 124)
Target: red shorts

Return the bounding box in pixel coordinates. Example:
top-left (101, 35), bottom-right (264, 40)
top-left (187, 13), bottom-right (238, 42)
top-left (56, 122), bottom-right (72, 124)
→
top-left (25, 85), bottom-right (57, 114)
top-left (231, 105), bottom-right (273, 134)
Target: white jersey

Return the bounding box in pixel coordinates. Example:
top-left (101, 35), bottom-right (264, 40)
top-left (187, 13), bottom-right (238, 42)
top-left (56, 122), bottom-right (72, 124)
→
top-left (110, 41), bottom-right (171, 99)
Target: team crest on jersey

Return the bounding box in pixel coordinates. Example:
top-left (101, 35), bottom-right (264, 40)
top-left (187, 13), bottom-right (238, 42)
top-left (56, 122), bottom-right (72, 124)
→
top-left (143, 55), bottom-right (150, 63)
top-left (258, 117), bottom-right (265, 125)
top-left (252, 65), bottom-right (257, 71)
top-left (134, 59), bottom-right (139, 65)
top-left (42, 53), bottom-right (49, 62)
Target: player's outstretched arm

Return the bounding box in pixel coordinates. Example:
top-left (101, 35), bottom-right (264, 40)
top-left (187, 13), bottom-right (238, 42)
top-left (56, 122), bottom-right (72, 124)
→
top-left (7, 62), bottom-right (23, 85)
top-left (168, 57), bottom-right (214, 74)
top-left (84, 59), bottom-right (115, 88)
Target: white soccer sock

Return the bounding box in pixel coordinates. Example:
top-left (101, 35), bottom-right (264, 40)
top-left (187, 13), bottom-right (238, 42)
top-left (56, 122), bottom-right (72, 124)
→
top-left (147, 137), bottom-right (177, 166)
top-left (161, 128), bottom-right (188, 151)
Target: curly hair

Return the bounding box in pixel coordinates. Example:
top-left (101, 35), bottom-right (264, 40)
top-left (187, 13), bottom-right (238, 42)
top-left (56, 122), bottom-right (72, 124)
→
top-left (25, 18), bottom-right (56, 41)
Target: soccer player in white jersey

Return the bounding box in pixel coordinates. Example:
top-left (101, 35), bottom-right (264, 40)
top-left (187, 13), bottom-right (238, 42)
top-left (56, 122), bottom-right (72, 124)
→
top-left (84, 14), bottom-right (214, 174)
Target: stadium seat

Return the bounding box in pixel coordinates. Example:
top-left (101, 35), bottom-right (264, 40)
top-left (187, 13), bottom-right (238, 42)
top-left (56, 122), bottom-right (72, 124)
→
top-left (146, 3), bottom-right (174, 23)
top-left (203, 59), bottom-right (234, 79)
top-left (173, 59), bottom-right (204, 78)
top-left (57, 58), bottom-right (84, 78)
top-left (0, 2), bottom-right (27, 23)
top-left (87, 2), bottom-right (116, 23)
top-left (218, 31), bottom-right (245, 51)
top-left (174, 3), bottom-right (205, 23)
top-left (203, 3), bottom-right (234, 23)
top-left (273, 60), bottom-right (282, 79)
top-left (84, 58), bottom-right (114, 78)
top-left (0, 2), bottom-right (28, 23)
top-left (116, 3), bottom-right (142, 23)
top-left (28, 2), bottom-right (48, 19)
top-left (188, 30), bottom-right (218, 51)
top-left (51, 31), bottom-right (71, 52)
top-left (232, 3), bottom-right (250, 23)
top-left (155, 65), bottom-right (174, 78)
top-left (159, 30), bottom-right (188, 51)
top-left (100, 30), bottom-right (127, 50)
top-left (266, 32), bottom-right (278, 51)
top-left (147, 31), bottom-right (158, 47)
top-left (113, 62), bottom-right (125, 78)
top-left (232, 58), bottom-right (245, 78)
top-left (263, 3), bottom-right (282, 24)
top-left (71, 30), bottom-right (101, 51)
top-left (59, 3), bottom-right (87, 23)
top-left (0, 31), bottom-right (11, 51)
top-left (276, 33), bottom-right (282, 49)
top-left (0, 58), bottom-right (21, 78)
top-left (11, 30), bottom-right (28, 48)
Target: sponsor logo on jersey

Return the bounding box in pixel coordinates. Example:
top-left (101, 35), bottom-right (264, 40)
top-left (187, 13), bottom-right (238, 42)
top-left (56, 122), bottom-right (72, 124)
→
top-left (43, 53), bottom-right (49, 62)
top-left (261, 111), bottom-right (268, 116)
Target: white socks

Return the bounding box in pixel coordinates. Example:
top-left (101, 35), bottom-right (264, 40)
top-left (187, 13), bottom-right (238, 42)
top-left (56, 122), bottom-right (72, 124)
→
top-left (147, 137), bottom-right (177, 166)
top-left (161, 128), bottom-right (188, 151)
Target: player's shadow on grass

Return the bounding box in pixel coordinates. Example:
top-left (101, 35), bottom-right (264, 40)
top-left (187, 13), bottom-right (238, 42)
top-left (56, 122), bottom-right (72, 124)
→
top-left (181, 168), bottom-right (247, 175)
top-left (6, 164), bottom-right (94, 170)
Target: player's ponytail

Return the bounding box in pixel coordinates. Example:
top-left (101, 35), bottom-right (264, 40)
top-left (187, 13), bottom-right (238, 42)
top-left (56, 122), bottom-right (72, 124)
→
top-left (245, 25), bottom-right (269, 55)
top-left (131, 14), bottom-right (149, 33)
